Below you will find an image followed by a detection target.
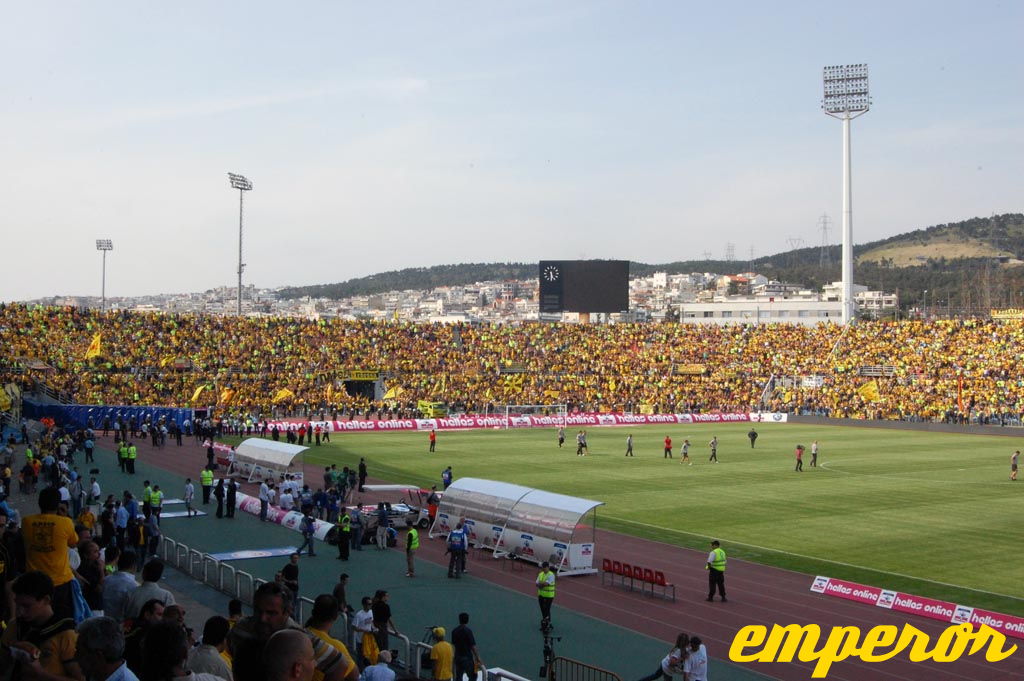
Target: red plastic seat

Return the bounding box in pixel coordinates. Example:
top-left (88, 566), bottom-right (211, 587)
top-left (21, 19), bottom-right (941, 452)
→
top-left (602, 558), bottom-right (613, 573)
top-left (622, 564), bottom-right (633, 580)
top-left (643, 568), bottom-right (655, 583)
top-left (612, 560), bottom-right (623, 575)
top-left (654, 571), bottom-right (668, 586)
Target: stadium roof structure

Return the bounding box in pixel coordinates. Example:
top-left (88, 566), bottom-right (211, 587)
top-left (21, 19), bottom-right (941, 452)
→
top-left (431, 477), bottom-right (604, 574)
top-left (231, 438), bottom-right (308, 482)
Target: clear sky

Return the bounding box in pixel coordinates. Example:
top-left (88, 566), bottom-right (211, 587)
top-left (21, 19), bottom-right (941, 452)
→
top-left (2, 1), bottom-right (1021, 300)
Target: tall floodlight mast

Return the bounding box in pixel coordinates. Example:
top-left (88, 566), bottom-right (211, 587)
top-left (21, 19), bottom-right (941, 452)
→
top-left (95, 239), bottom-right (113, 312)
top-left (822, 64), bottom-right (870, 324)
top-left (227, 173), bottom-right (253, 316)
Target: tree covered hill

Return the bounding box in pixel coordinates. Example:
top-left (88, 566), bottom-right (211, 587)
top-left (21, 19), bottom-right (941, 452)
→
top-left (277, 213), bottom-right (1024, 314)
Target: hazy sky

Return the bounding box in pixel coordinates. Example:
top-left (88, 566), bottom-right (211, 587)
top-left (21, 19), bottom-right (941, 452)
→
top-left (2, 1), bottom-right (1021, 300)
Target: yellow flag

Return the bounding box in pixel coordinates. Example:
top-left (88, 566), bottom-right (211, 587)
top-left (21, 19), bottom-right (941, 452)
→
top-left (190, 384), bottom-right (209, 403)
top-left (273, 388), bottom-right (295, 403)
top-left (220, 388), bottom-right (235, 405)
top-left (85, 333), bottom-right (102, 359)
top-left (326, 384), bottom-right (334, 401)
top-left (0, 390), bottom-right (11, 412)
top-left (857, 379), bottom-right (881, 402)
top-left (160, 355), bottom-right (176, 367)
top-left (607, 378), bottom-right (617, 393)
top-left (383, 386), bottom-right (404, 400)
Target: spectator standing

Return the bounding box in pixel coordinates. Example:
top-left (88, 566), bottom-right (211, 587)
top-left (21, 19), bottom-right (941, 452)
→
top-left (21, 487), bottom-right (79, 620)
top-left (352, 597), bottom-right (378, 667)
top-left (304, 594), bottom-right (359, 681)
top-left (264, 628), bottom-right (318, 681)
top-left (683, 636), bottom-right (708, 681)
top-left (370, 590), bottom-right (397, 655)
top-left (429, 627), bottom-right (454, 681)
top-left (76, 615), bottom-right (137, 681)
top-left (1, 571), bottom-right (83, 679)
top-left (77, 540), bottom-right (105, 615)
top-left (451, 612), bottom-right (483, 681)
top-left (102, 551), bottom-right (139, 622)
top-left (227, 581), bottom-right (349, 681)
top-left (280, 553), bottom-right (301, 609)
top-left (187, 615), bottom-right (234, 680)
top-left (358, 649), bottom-right (395, 681)
top-left (124, 559), bottom-right (175, 620)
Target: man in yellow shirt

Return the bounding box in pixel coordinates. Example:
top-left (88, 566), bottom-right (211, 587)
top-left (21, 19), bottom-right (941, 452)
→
top-left (1, 571), bottom-right (83, 680)
top-left (21, 488), bottom-right (79, 621)
top-left (304, 594), bottom-right (358, 681)
top-left (429, 627), bottom-right (454, 681)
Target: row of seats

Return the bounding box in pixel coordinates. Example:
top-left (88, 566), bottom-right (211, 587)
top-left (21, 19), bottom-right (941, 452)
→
top-left (600, 558), bottom-right (676, 601)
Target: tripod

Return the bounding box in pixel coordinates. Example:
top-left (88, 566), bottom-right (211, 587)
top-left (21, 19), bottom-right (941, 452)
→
top-left (539, 625), bottom-right (562, 680)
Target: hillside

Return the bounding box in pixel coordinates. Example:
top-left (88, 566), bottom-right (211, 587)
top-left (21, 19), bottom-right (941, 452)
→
top-left (277, 213), bottom-right (1024, 315)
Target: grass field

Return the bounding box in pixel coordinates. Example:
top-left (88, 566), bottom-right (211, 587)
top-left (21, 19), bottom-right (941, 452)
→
top-left (244, 422), bottom-right (1024, 614)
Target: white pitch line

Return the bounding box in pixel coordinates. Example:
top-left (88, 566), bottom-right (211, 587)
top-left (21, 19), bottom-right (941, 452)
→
top-left (609, 516), bottom-right (1024, 602)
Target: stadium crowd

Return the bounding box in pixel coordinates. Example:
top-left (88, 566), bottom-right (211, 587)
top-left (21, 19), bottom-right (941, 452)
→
top-left (3, 304), bottom-right (1024, 423)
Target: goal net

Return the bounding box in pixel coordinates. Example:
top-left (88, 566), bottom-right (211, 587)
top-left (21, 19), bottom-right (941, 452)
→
top-left (501, 404), bottom-right (568, 429)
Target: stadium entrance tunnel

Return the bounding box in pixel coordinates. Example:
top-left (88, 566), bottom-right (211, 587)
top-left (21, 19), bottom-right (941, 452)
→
top-left (343, 380), bottom-right (376, 401)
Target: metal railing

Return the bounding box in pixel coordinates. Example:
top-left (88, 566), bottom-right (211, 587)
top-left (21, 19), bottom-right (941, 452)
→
top-left (157, 537), bottom-right (420, 671)
top-left (549, 656), bottom-right (622, 681)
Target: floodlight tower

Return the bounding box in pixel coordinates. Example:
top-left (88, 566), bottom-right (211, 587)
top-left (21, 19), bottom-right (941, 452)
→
top-left (95, 240), bottom-right (113, 312)
top-left (227, 172), bottom-right (253, 316)
top-left (822, 64), bottom-right (870, 324)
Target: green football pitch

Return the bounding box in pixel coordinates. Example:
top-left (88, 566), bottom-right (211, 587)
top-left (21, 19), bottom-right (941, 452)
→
top-left (248, 422), bottom-right (1024, 614)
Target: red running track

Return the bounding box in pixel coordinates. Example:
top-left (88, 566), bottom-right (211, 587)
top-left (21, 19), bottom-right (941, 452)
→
top-left (106, 433), bottom-right (1024, 681)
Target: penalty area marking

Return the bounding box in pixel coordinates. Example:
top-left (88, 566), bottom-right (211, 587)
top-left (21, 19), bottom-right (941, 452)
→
top-left (610, 515), bottom-right (1024, 602)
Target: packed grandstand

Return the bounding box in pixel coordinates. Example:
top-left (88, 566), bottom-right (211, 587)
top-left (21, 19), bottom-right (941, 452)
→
top-left (2, 304), bottom-right (1023, 423)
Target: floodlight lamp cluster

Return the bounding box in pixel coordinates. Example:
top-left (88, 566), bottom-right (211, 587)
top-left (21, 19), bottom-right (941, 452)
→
top-left (96, 239), bottom-right (113, 250)
top-left (822, 64), bottom-right (870, 114)
top-left (228, 172), bottom-right (253, 191)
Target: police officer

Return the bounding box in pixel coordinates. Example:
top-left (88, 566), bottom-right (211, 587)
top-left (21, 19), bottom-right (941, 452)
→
top-left (141, 480), bottom-right (153, 515)
top-left (151, 484), bottom-right (164, 518)
top-left (706, 540), bottom-right (727, 602)
top-left (127, 441), bottom-right (138, 474)
top-left (200, 465), bottom-right (214, 504)
top-left (406, 525), bottom-right (419, 577)
top-left (536, 561), bottom-right (556, 629)
top-left (336, 509), bottom-right (351, 560)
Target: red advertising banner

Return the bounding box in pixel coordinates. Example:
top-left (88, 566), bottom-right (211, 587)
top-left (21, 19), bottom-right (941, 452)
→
top-left (811, 576), bottom-right (1024, 640)
top-left (253, 411), bottom-right (788, 434)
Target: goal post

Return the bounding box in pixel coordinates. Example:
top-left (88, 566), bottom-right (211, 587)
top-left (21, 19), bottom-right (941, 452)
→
top-left (501, 404), bottom-right (568, 429)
